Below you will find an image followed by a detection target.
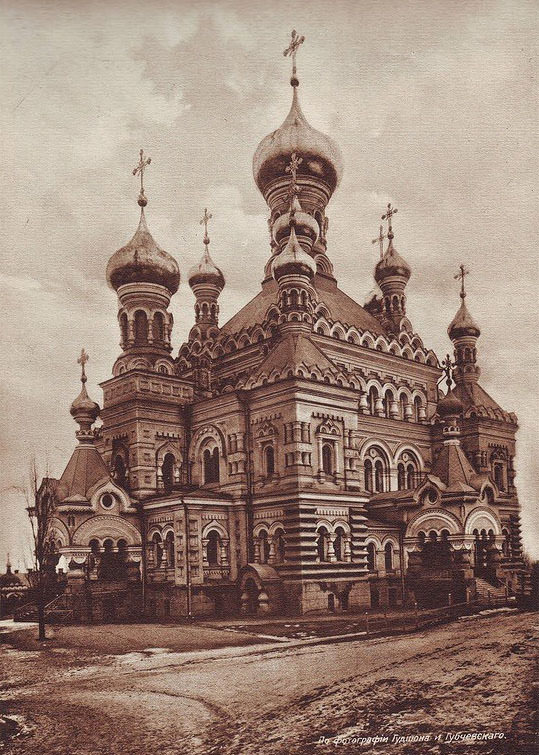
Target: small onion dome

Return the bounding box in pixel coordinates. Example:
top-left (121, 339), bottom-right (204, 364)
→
top-left (253, 87), bottom-right (343, 197)
top-left (70, 383), bottom-right (100, 426)
top-left (188, 246), bottom-right (225, 292)
top-left (448, 298), bottom-right (481, 340)
top-left (106, 210), bottom-right (180, 294)
top-left (374, 238), bottom-right (411, 284)
top-left (437, 389), bottom-right (463, 419)
top-left (273, 224), bottom-right (317, 281)
top-left (273, 195), bottom-right (319, 246)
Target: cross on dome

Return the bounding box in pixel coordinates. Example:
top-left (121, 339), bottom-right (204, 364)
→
top-left (454, 263), bottom-right (470, 299)
top-left (200, 208), bottom-right (213, 245)
top-left (77, 348), bottom-right (89, 383)
top-left (372, 224), bottom-right (386, 259)
top-left (441, 353), bottom-right (454, 391)
top-left (283, 29), bottom-right (305, 87)
top-left (382, 203), bottom-right (398, 238)
top-left (132, 149), bottom-right (152, 207)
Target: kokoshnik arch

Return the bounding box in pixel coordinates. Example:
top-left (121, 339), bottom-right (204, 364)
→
top-left (37, 31), bottom-right (524, 621)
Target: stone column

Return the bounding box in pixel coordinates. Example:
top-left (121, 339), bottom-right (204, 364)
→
top-left (327, 534), bottom-right (337, 563)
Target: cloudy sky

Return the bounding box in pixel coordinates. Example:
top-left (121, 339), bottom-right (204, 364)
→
top-left (1, 0), bottom-right (537, 567)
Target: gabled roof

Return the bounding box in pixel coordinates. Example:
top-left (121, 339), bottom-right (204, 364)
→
top-left (252, 331), bottom-right (339, 381)
top-left (430, 442), bottom-right (477, 492)
top-left (56, 445), bottom-right (110, 503)
top-left (219, 274), bottom-right (386, 337)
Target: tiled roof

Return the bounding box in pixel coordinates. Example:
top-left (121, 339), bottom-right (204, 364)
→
top-left (56, 445), bottom-right (110, 503)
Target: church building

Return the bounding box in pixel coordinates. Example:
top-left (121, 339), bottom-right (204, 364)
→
top-left (40, 33), bottom-right (524, 621)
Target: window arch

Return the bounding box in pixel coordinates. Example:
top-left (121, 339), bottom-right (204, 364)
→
top-left (413, 396), bottom-right (422, 423)
top-left (364, 459), bottom-right (373, 492)
top-left (162, 453), bottom-right (175, 494)
top-left (264, 445), bottom-right (275, 476)
top-left (322, 443), bottom-right (333, 475)
top-left (317, 527), bottom-right (329, 562)
top-left (367, 542), bottom-right (376, 571)
top-left (384, 542), bottom-right (393, 570)
top-left (334, 526), bottom-right (345, 561)
top-left (152, 312), bottom-right (165, 344)
top-left (207, 530), bottom-right (220, 565)
top-left (134, 310), bottom-right (148, 345)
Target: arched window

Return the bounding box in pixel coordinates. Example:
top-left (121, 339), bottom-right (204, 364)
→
top-left (368, 386), bottom-right (378, 415)
top-left (397, 463), bottom-right (406, 490)
top-left (134, 310), bottom-right (148, 345)
top-left (152, 533), bottom-right (163, 568)
top-left (120, 312), bottom-right (128, 347)
top-left (384, 542), bottom-right (393, 570)
top-left (334, 526), bottom-right (345, 561)
top-left (414, 396), bottom-right (422, 423)
top-left (165, 531), bottom-right (175, 567)
top-left (152, 312), bottom-right (165, 344)
top-left (203, 446), bottom-right (220, 484)
top-left (259, 530), bottom-right (270, 564)
top-left (322, 443), bottom-right (333, 475)
top-left (367, 542), bottom-right (376, 571)
top-left (114, 454), bottom-right (127, 489)
top-left (364, 459), bottom-right (373, 492)
top-left (317, 526), bottom-right (329, 562)
top-left (374, 460), bottom-right (384, 492)
top-left (406, 464), bottom-right (415, 489)
top-left (274, 528), bottom-right (286, 563)
top-left (162, 453), bottom-right (175, 494)
top-left (494, 463), bottom-right (505, 491)
top-left (264, 445), bottom-right (275, 476)
top-left (207, 530), bottom-right (220, 565)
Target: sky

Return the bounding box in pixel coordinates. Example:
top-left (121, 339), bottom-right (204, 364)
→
top-left (0, 0), bottom-right (537, 567)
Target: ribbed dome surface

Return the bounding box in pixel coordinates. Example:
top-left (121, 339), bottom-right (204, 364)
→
top-left (106, 211), bottom-right (180, 294)
top-left (448, 299), bottom-right (481, 339)
top-left (70, 383), bottom-right (100, 424)
top-left (253, 87), bottom-right (343, 196)
top-left (374, 239), bottom-right (411, 283)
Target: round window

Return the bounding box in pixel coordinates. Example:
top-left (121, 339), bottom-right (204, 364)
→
top-left (101, 493), bottom-right (114, 510)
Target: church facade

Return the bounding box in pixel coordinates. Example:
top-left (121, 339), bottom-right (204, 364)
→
top-left (41, 37), bottom-right (524, 622)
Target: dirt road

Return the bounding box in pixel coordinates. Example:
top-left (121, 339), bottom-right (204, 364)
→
top-left (1, 611), bottom-right (537, 754)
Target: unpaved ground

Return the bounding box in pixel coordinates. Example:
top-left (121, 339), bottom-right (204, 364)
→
top-left (0, 611), bottom-right (537, 755)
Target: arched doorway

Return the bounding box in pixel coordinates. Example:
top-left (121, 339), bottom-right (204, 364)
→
top-left (243, 578), bottom-right (259, 615)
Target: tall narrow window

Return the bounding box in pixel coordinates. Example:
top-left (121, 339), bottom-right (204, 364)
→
top-left (400, 394), bottom-right (407, 420)
top-left (317, 527), bottom-right (329, 562)
top-left (322, 443), bottom-right (333, 475)
top-left (203, 447), bottom-right (220, 484)
top-left (368, 387), bottom-right (378, 415)
top-left (384, 542), bottom-right (393, 570)
top-left (152, 312), bottom-right (165, 344)
top-left (375, 460), bottom-right (384, 492)
top-left (162, 453), bottom-right (175, 494)
top-left (264, 445), bottom-right (275, 476)
top-left (397, 463), bottom-right (406, 490)
top-left (406, 464), bottom-right (415, 489)
top-left (120, 312), bottom-right (128, 348)
top-left (274, 528), bottom-right (286, 563)
top-left (259, 530), bottom-right (270, 564)
top-left (494, 463), bottom-right (505, 491)
top-left (414, 396), bottom-right (422, 422)
top-left (334, 527), bottom-right (345, 561)
top-left (134, 310), bottom-right (148, 345)
top-left (114, 454), bottom-right (127, 489)
top-left (384, 390), bottom-right (392, 418)
top-left (207, 530), bottom-right (220, 565)
top-left (367, 542), bottom-right (376, 571)
top-left (364, 459), bottom-right (373, 492)
top-left (165, 531), bottom-right (175, 567)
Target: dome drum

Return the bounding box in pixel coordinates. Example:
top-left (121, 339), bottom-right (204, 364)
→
top-left (273, 208), bottom-right (319, 248)
top-left (264, 175), bottom-right (332, 216)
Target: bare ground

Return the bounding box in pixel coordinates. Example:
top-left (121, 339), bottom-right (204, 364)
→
top-left (0, 611), bottom-right (537, 755)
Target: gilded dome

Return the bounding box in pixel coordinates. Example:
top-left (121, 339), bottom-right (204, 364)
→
top-left (448, 298), bottom-right (481, 340)
top-left (374, 238), bottom-right (411, 284)
top-left (188, 246), bottom-right (225, 291)
top-left (253, 87), bottom-right (343, 197)
top-left (106, 210), bottom-right (180, 294)
top-left (70, 383), bottom-right (100, 425)
top-left (273, 224), bottom-right (317, 281)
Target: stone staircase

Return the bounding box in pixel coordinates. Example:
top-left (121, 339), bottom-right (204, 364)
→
top-left (474, 577), bottom-right (507, 604)
top-left (14, 593), bottom-right (74, 623)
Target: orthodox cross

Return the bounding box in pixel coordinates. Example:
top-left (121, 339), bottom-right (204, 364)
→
top-left (200, 208), bottom-right (212, 245)
top-left (285, 152), bottom-right (302, 206)
top-left (454, 263), bottom-right (469, 299)
top-left (77, 348), bottom-right (89, 383)
top-left (132, 149), bottom-right (152, 198)
top-left (441, 353), bottom-right (454, 391)
top-left (283, 29), bottom-right (305, 83)
top-left (382, 203), bottom-right (398, 234)
top-left (372, 224), bottom-right (386, 259)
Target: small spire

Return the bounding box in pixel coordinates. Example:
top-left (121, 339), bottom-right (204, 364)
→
top-left (454, 263), bottom-right (469, 300)
top-left (283, 29), bottom-right (305, 88)
top-left (132, 148), bottom-right (152, 208)
top-left (382, 203), bottom-right (398, 241)
top-left (200, 207), bottom-right (212, 247)
top-left (6, 553), bottom-right (11, 575)
top-left (372, 224), bottom-right (386, 259)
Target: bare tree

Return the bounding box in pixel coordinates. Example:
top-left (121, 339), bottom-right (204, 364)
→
top-left (25, 461), bottom-right (57, 641)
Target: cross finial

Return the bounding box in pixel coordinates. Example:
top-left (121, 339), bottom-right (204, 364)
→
top-left (200, 208), bottom-right (212, 246)
top-left (372, 224), bottom-right (386, 259)
top-left (382, 203), bottom-right (398, 238)
top-left (77, 348), bottom-right (89, 384)
top-left (454, 263), bottom-right (469, 300)
top-left (283, 29), bottom-right (305, 87)
top-left (285, 152), bottom-right (302, 208)
top-left (441, 353), bottom-right (454, 391)
top-left (132, 149), bottom-right (152, 207)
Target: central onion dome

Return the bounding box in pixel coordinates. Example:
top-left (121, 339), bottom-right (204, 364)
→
top-left (106, 210), bottom-right (180, 294)
top-left (374, 235), bottom-right (411, 284)
top-left (253, 86), bottom-right (343, 200)
top-left (188, 245), bottom-right (225, 292)
top-left (448, 298), bottom-right (481, 340)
